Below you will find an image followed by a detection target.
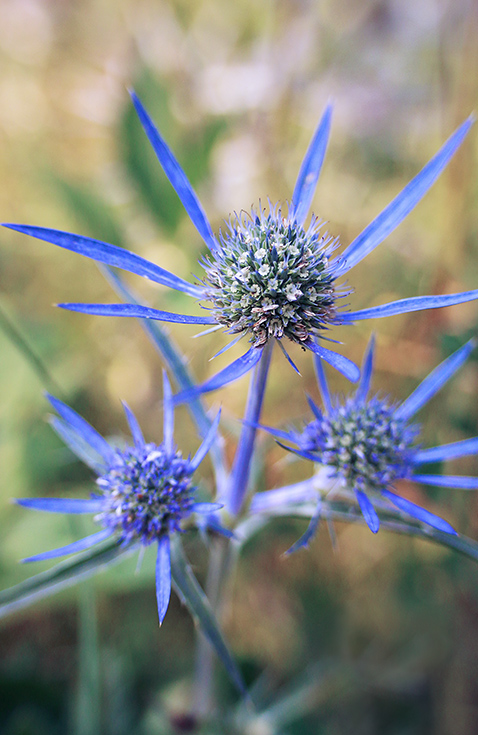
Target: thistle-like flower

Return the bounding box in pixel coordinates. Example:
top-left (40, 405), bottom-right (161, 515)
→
top-left (16, 374), bottom-right (221, 624)
top-left (253, 338), bottom-right (478, 545)
top-left (4, 94), bottom-right (477, 396)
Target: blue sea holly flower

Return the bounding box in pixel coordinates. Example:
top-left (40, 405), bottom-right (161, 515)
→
top-left (255, 337), bottom-right (478, 543)
top-left (15, 374), bottom-right (222, 625)
top-left (4, 94), bottom-right (478, 397)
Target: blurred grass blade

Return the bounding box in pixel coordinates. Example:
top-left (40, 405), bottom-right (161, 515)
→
top-left (0, 297), bottom-right (62, 395)
top-left (0, 538), bottom-right (134, 619)
top-left (101, 265), bottom-right (228, 492)
top-left (74, 583), bottom-right (102, 735)
top-left (170, 536), bottom-right (248, 700)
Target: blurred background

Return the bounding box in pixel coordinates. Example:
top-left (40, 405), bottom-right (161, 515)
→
top-left (1, 0), bottom-right (478, 732)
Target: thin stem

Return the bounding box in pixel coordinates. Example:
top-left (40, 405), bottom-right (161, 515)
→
top-left (0, 298), bottom-right (63, 396)
top-left (192, 536), bottom-right (231, 718)
top-left (227, 340), bottom-right (274, 516)
top-left (74, 582), bottom-right (101, 735)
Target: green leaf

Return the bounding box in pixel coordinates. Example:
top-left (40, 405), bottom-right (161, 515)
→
top-left (169, 536), bottom-right (249, 701)
top-left (0, 537), bottom-right (134, 620)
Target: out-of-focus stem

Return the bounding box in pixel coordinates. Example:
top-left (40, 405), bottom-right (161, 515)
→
top-left (192, 536), bottom-right (232, 719)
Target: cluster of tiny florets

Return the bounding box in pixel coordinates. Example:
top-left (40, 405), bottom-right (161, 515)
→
top-left (95, 443), bottom-right (194, 544)
top-left (202, 207), bottom-right (344, 347)
top-left (299, 396), bottom-right (419, 493)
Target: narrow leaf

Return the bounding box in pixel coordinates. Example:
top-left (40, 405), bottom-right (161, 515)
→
top-left (306, 341), bottom-right (360, 383)
top-left (174, 346), bottom-right (263, 404)
top-left (130, 92), bottom-right (218, 253)
top-left (3, 223), bottom-right (202, 297)
top-left (16, 498), bottom-right (103, 514)
top-left (49, 416), bottom-right (106, 473)
top-left (340, 290), bottom-right (478, 322)
top-left (0, 538), bottom-right (134, 620)
top-left (395, 340), bottom-right (475, 421)
top-left (156, 536), bottom-right (172, 626)
top-left (290, 104), bottom-right (333, 226)
top-left (47, 394), bottom-right (115, 463)
top-left (413, 437), bottom-right (478, 464)
top-left (382, 489), bottom-right (456, 534)
top-left (169, 536), bottom-right (248, 698)
top-left (356, 490), bottom-right (379, 533)
top-left (58, 302), bottom-right (214, 324)
top-left (412, 474), bottom-right (478, 490)
top-left (23, 529), bottom-right (112, 563)
top-left (355, 334), bottom-right (375, 404)
top-left (339, 116), bottom-right (474, 272)
top-left (122, 401), bottom-right (145, 448)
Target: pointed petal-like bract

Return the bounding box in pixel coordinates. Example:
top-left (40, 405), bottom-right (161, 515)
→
top-left (395, 340), bottom-right (475, 421)
top-left (189, 409), bottom-right (221, 472)
top-left (47, 394), bottom-right (115, 463)
top-left (340, 290), bottom-right (478, 323)
top-left (23, 529), bottom-right (112, 563)
top-left (2, 224), bottom-right (202, 298)
top-left (121, 401), bottom-right (145, 448)
top-left (313, 354), bottom-right (332, 414)
top-left (173, 346), bottom-right (264, 404)
top-left (191, 502), bottom-right (224, 513)
top-left (277, 339), bottom-right (301, 375)
top-left (413, 437), bottom-right (478, 465)
top-left (276, 441), bottom-right (322, 464)
top-left (355, 334), bottom-right (375, 404)
top-left (412, 474), bottom-right (478, 490)
top-left (382, 489), bottom-right (456, 535)
top-left (162, 371), bottom-right (174, 456)
top-left (290, 103), bottom-right (333, 226)
top-left (339, 116), bottom-right (474, 273)
top-left (306, 394), bottom-right (324, 422)
top-left (306, 341), bottom-right (360, 383)
top-left (49, 416), bottom-right (106, 474)
top-left (284, 500), bottom-right (322, 555)
top-left (253, 422), bottom-right (295, 443)
top-left (356, 490), bottom-right (380, 533)
top-left (156, 536), bottom-right (172, 626)
top-left (130, 91), bottom-right (218, 253)
top-left (16, 498), bottom-right (103, 513)
top-left (58, 302), bottom-right (215, 324)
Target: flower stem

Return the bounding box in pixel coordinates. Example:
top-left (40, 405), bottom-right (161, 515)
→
top-left (192, 536), bottom-right (232, 718)
top-left (227, 340), bottom-right (274, 516)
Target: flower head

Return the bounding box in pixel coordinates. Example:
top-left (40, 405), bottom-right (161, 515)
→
top-left (202, 206), bottom-right (346, 348)
top-left (255, 337), bottom-right (478, 541)
top-left (4, 94), bottom-right (477, 398)
top-left (16, 373), bottom-right (222, 624)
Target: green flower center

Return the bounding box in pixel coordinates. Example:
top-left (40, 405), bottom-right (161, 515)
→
top-left (203, 207), bottom-right (343, 347)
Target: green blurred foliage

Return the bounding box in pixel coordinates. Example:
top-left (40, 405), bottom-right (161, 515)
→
top-left (1, 0), bottom-right (478, 732)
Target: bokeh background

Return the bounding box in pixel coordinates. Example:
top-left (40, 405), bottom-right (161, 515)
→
top-left (1, 0), bottom-right (478, 733)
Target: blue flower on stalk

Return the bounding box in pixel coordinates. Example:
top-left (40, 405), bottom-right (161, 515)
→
top-left (16, 373), bottom-right (221, 625)
top-left (4, 94), bottom-right (477, 395)
top-left (255, 337), bottom-right (478, 545)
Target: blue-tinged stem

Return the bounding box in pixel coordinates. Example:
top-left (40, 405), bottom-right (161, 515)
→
top-left (227, 340), bottom-right (274, 515)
